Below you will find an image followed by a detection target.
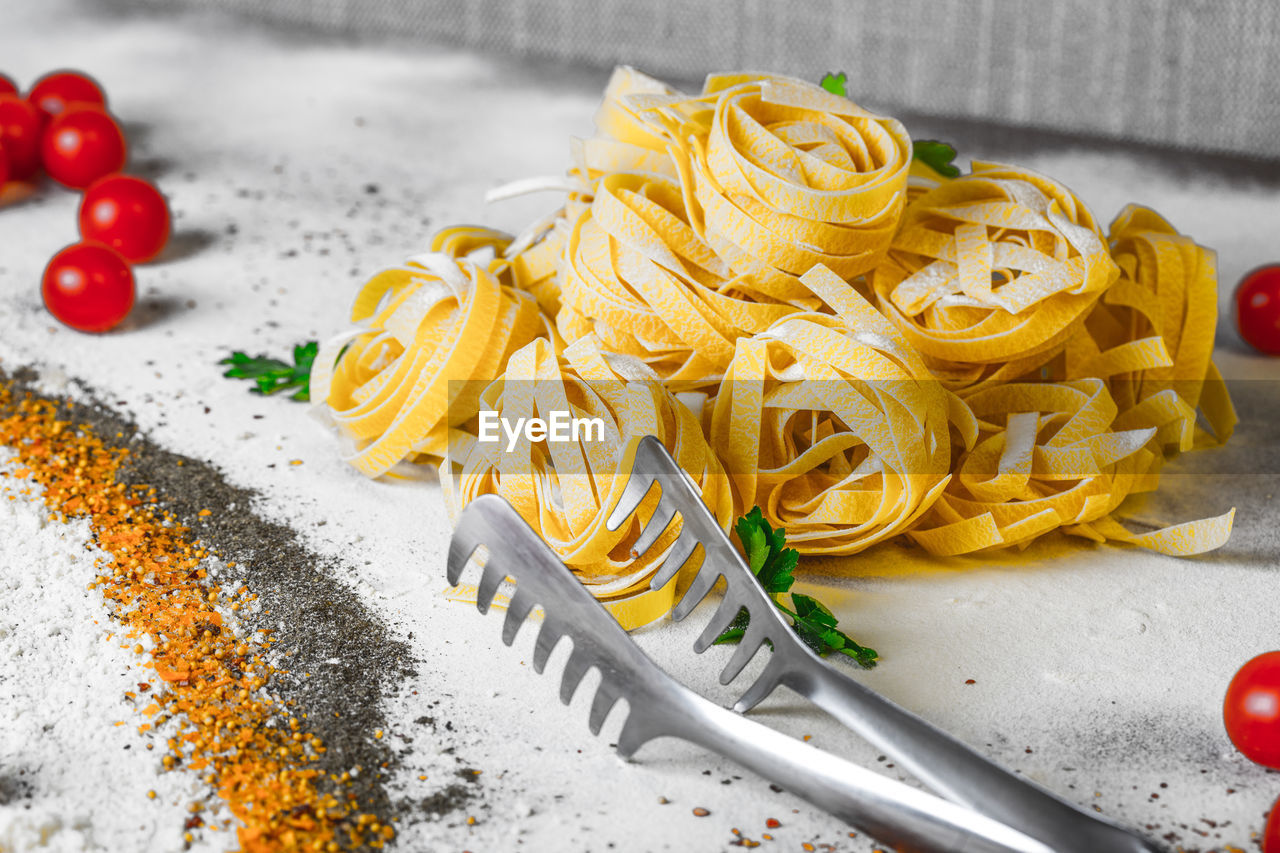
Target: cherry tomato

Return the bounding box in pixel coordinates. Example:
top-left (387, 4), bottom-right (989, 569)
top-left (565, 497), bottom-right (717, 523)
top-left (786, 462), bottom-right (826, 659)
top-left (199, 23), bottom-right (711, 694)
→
top-left (0, 93), bottom-right (44, 179)
top-left (40, 105), bottom-right (126, 189)
top-left (1225, 651), bottom-right (1280, 768)
top-left (1268, 798), bottom-right (1280, 853)
top-left (27, 70), bottom-right (106, 119)
top-left (1236, 265), bottom-right (1280, 355)
top-left (79, 175), bottom-right (170, 263)
top-left (0, 74), bottom-right (17, 97)
top-left (0, 142), bottom-right (9, 188)
top-left (42, 243), bottom-right (135, 333)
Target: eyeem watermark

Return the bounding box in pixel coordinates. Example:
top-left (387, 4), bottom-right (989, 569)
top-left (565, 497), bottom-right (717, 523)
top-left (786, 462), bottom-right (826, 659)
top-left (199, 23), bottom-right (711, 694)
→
top-left (478, 410), bottom-right (606, 452)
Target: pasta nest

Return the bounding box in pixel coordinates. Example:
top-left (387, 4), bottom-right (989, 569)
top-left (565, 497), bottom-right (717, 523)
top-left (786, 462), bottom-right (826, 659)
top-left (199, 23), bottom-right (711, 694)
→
top-left (443, 335), bottom-right (735, 627)
top-left (312, 66), bottom-right (1240, 602)
top-left (670, 73), bottom-right (912, 296)
top-left (552, 71), bottom-right (912, 386)
top-left (556, 171), bottom-right (796, 385)
top-left (872, 162), bottom-right (1120, 393)
top-left (710, 265), bottom-right (962, 555)
top-left (311, 252), bottom-right (548, 477)
top-left (908, 377), bottom-right (1235, 556)
top-left (1066, 204), bottom-right (1236, 449)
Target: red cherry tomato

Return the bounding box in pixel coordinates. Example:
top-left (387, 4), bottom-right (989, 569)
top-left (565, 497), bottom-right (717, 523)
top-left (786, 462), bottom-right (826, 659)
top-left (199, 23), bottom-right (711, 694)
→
top-left (1268, 799), bottom-right (1280, 853)
top-left (42, 243), bottom-right (135, 333)
top-left (1236, 265), bottom-right (1280, 355)
top-left (40, 106), bottom-right (126, 189)
top-left (79, 175), bottom-right (170, 263)
top-left (0, 74), bottom-right (17, 97)
top-left (27, 70), bottom-right (106, 119)
top-left (0, 93), bottom-right (44, 179)
top-left (1224, 651), bottom-right (1280, 768)
top-left (0, 142), bottom-right (9, 188)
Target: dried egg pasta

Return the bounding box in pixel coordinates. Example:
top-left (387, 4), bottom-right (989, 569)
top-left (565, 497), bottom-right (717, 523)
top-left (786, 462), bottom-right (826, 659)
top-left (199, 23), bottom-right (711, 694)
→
top-left (1070, 204), bottom-right (1237, 446)
top-left (442, 335), bottom-right (735, 627)
top-left (872, 161), bottom-right (1120, 393)
top-left (315, 66), bottom-right (1237, 624)
top-left (555, 72), bottom-right (912, 384)
top-left (311, 252), bottom-right (547, 477)
top-left (711, 265), bottom-right (964, 554)
top-left (908, 378), bottom-right (1233, 556)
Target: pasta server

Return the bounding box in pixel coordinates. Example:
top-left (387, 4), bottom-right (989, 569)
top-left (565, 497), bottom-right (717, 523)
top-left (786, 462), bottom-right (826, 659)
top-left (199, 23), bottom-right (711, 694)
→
top-left (604, 435), bottom-right (1163, 853)
top-left (448, 493), bottom-right (1055, 853)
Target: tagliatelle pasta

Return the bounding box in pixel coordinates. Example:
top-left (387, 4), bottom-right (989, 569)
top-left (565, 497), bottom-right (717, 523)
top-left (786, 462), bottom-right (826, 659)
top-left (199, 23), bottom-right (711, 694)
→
top-left (310, 252), bottom-right (548, 477)
top-left (872, 161), bottom-right (1120, 393)
top-left (1068, 204), bottom-right (1237, 447)
top-left (557, 170), bottom-right (799, 384)
top-left (899, 202), bottom-right (1239, 558)
top-left (495, 66), bottom-right (684, 321)
top-left (578, 66), bottom-right (682, 183)
top-left (907, 377), bottom-right (1234, 556)
top-left (711, 265), bottom-right (965, 554)
top-left (442, 335), bottom-right (735, 628)
top-left (314, 65), bottom-right (1238, 624)
top-left (555, 72), bottom-right (912, 385)
top-left (666, 73), bottom-right (911, 290)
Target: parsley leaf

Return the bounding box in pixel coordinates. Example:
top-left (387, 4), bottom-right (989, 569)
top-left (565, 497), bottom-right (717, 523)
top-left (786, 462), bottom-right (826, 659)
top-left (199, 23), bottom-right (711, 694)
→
top-left (819, 71), bottom-right (848, 97)
top-left (715, 507), bottom-right (878, 669)
top-left (733, 506), bottom-right (796, 595)
top-left (912, 139), bottom-right (962, 178)
top-left (219, 341), bottom-right (319, 402)
top-left (786, 594), bottom-right (878, 667)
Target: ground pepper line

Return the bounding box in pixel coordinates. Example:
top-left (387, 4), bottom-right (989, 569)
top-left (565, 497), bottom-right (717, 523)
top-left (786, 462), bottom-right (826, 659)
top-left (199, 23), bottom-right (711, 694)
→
top-left (0, 383), bottom-right (394, 853)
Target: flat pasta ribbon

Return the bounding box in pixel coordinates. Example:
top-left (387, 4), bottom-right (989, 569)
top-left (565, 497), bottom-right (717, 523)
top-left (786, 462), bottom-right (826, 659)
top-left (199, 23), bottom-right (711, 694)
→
top-left (710, 265), bottom-right (965, 554)
top-left (493, 66), bottom-right (687, 321)
top-left (577, 65), bottom-right (683, 183)
top-left (655, 73), bottom-right (912, 303)
top-left (431, 223), bottom-right (571, 322)
top-left (311, 252), bottom-right (549, 476)
top-left (554, 73), bottom-right (912, 385)
top-left (872, 161), bottom-right (1120, 393)
top-left (1067, 204), bottom-right (1237, 448)
top-left (908, 378), bottom-right (1234, 556)
top-left (442, 335), bottom-right (735, 628)
top-left (557, 171), bottom-right (798, 385)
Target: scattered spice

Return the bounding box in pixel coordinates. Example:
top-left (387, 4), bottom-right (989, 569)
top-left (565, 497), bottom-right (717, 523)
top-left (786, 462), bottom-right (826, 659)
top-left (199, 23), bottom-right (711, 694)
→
top-left (0, 380), bottom-right (392, 851)
top-left (765, 817), bottom-right (780, 828)
top-left (692, 807), bottom-right (710, 817)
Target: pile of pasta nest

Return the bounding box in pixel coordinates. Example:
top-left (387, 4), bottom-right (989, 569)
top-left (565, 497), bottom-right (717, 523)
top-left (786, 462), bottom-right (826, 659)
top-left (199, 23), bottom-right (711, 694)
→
top-left (310, 68), bottom-right (1237, 628)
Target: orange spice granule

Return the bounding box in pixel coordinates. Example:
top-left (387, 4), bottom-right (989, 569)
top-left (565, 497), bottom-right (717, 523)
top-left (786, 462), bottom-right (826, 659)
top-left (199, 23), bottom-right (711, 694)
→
top-left (0, 386), bottom-right (387, 852)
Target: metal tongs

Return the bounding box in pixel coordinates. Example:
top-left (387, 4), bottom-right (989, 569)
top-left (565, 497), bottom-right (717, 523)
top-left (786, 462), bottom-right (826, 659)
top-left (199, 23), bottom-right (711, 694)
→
top-left (447, 436), bottom-right (1164, 853)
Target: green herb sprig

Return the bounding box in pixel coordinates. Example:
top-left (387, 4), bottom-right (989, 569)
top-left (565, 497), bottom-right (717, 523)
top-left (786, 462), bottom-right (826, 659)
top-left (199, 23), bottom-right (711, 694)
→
top-left (715, 507), bottom-right (878, 668)
top-left (912, 140), bottom-right (961, 178)
top-left (219, 342), bottom-right (319, 402)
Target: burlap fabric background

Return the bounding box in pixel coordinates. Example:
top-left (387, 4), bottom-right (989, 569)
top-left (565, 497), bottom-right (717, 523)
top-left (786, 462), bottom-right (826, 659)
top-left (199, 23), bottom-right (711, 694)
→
top-left (111, 0), bottom-right (1280, 159)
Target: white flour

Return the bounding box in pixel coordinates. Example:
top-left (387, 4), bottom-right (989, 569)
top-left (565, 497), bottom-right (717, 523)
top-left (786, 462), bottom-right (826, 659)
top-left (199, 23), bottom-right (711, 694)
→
top-left (0, 458), bottom-right (220, 853)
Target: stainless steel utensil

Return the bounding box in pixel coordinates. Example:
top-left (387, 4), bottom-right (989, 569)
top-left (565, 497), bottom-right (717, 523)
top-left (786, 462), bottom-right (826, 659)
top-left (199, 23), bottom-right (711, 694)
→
top-left (604, 434), bottom-right (1163, 853)
top-left (449, 493), bottom-right (1054, 853)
